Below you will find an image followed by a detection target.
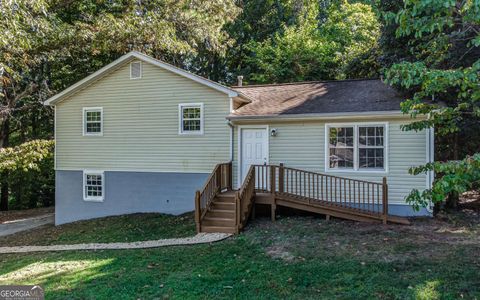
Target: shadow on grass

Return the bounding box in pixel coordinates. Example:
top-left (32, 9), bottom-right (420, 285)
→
top-left (0, 216), bottom-right (479, 299)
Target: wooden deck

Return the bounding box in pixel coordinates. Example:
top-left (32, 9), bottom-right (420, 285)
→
top-left (195, 163), bottom-right (409, 234)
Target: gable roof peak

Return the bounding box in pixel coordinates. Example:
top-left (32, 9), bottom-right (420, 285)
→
top-left (44, 51), bottom-right (238, 106)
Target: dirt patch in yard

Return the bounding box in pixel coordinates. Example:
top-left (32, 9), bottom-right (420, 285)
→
top-left (0, 207), bottom-right (54, 224)
top-left (245, 200), bottom-right (480, 265)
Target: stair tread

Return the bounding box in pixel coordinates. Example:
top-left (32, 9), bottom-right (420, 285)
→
top-left (208, 209), bottom-right (234, 213)
top-left (204, 216), bottom-right (235, 221)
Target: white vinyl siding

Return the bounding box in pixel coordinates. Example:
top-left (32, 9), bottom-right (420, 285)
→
top-left (232, 119), bottom-right (428, 205)
top-left (56, 60), bottom-right (230, 173)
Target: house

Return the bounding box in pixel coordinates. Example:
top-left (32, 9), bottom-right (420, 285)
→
top-left (44, 51), bottom-right (434, 226)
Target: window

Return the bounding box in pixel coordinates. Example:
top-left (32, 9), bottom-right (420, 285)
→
top-left (358, 126), bottom-right (384, 169)
top-left (326, 123), bottom-right (387, 172)
top-left (130, 61), bottom-right (142, 79)
top-left (83, 107), bottom-right (103, 136)
top-left (83, 171), bottom-right (104, 201)
top-left (179, 103), bottom-right (203, 134)
top-left (328, 127), bottom-right (354, 169)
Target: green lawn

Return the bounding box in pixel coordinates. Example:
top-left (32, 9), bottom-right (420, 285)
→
top-left (0, 213), bottom-right (195, 246)
top-left (0, 211), bottom-right (479, 299)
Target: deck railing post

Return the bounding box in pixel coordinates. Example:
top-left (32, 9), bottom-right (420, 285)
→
top-left (216, 166), bottom-right (222, 192)
top-left (382, 177), bottom-right (388, 224)
top-left (195, 190), bottom-right (201, 233)
top-left (278, 163), bottom-right (284, 193)
top-left (228, 161), bottom-right (232, 190)
top-left (270, 165), bottom-right (276, 194)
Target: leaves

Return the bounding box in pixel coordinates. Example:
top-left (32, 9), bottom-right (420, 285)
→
top-left (383, 0), bottom-right (480, 209)
top-left (245, 1), bottom-right (380, 83)
top-left (406, 154), bottom-right (480, 210)
top-left (0, 140), bottom-right (54, 172)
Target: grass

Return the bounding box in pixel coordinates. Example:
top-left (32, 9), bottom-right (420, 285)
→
top-left (0, 210), bottom-right (479, 299)
top-left (0, 213), bottom-right (195, 246)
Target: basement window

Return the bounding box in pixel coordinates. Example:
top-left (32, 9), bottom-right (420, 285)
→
top-left (83, 171), bottom-right (104, 202)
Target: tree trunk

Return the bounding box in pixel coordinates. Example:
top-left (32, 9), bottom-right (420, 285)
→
top-left (453, 133), bottom-right (459, 160)
top-left (0, 118), bottom-right (10, 211)
top-left (445, 191), bottom-right (459, 210)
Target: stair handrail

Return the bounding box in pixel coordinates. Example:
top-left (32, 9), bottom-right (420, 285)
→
top-left (235, 165), bottom-right (256, 233)
top-left (253, 164), bottom-right (388, 223)
top-left (195, 162), bottom-right (232, 233)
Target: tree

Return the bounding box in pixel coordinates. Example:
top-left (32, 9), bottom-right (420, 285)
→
top-left (382, 0), bottom-right (480, 210)
top-left (0, 0), bottom-right (240, 210)
top-left (244, 0), bottom-right (380, 84)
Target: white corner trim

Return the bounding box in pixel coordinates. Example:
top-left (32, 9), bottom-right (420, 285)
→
top-left (82, 170), bottom-right (105, 202)
top-left (82, 107), bottom-right (103, 136)
top-left (324, 122), bottom-right (389, 174)
top-left (44, 51), bottom-right (238, 105)
top-left (237, 125), bottom-right (269, 188)
top-left (54, 105), bottom-right (57, 170)
top-left (178, 103), bottom-right (204, 135)
top-left (426, 127), bottom-right (435, 188)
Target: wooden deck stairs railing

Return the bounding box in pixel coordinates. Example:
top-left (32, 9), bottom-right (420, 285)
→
top-left (195, 163), bottom-right (409, 234)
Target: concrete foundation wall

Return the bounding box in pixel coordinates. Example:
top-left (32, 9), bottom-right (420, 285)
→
top-left (55, 170), bottom-right (208, 225)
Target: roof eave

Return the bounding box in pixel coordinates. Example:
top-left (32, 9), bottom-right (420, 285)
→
top-left (227, 110), bottom-right (408, 121)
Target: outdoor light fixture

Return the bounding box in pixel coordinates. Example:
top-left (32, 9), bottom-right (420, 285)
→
top-left (270, 128), bottom-right (277, 137)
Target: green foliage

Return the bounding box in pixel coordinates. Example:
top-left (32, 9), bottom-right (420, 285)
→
top-left (0, 140), bottom-right (54, 172)
top-left (0, 140), bottom-right (54, 209)
top-left (406, 154), bottom-right (480, 211)
top-left (244, 0), bottom-right (380, 83)
top-left (382, 0), bottom-right (480, 210)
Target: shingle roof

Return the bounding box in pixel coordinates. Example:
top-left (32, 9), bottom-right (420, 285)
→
top-left (230, 79), bottom-right (405, 118)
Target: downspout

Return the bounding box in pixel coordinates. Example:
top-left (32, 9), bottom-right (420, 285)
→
top-left (228, 120), bottom-right (234, 162)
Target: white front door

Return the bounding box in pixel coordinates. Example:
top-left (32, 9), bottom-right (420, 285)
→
top-left (240, 128), bottom-right (268, 183)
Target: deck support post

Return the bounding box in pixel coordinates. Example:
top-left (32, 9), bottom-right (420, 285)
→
top-left (382, 177), bottom-right (388, 224)
top-left (271, 203), bottom-right (276, 221)
top-left (195, 190), bottom-right (201, 233)
top-left (326, 214), bottom-right (330, 221)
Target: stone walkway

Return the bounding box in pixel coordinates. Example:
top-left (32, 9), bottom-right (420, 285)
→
top-left (0, 232), bottom-right (231, 254)
top-left (0, 214), bottom-right (54, 237)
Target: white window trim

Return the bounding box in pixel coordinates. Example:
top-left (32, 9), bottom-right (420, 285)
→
top-left (83, 170), bottom-right (105, 202)
top-left (82, 107), bottom-right (103, 136)
top-left (130, 61), bottom-right (142, 79)
top-left (324, 122), bottom-right (389, 174)
top-left (178, 103), bottom-right (204, 135)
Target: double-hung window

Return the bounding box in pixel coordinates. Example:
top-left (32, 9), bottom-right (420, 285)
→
top-left (327, 123), bottom-right (387, 172)
top-left (83, 107), bottom-right (103, 136)
top-left (179, 103), bottom-right (203, 134)
top-left (83, 171), bottom-right (104, 201)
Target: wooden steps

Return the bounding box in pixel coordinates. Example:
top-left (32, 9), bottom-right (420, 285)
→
top-left (200, 191), bottom-right (237, 233)
top-left (196, 163), bottom-right (410, 235)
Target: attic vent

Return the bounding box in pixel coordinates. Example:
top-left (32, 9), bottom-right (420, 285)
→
top-left (130, 61), bottom-right (142, 79)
